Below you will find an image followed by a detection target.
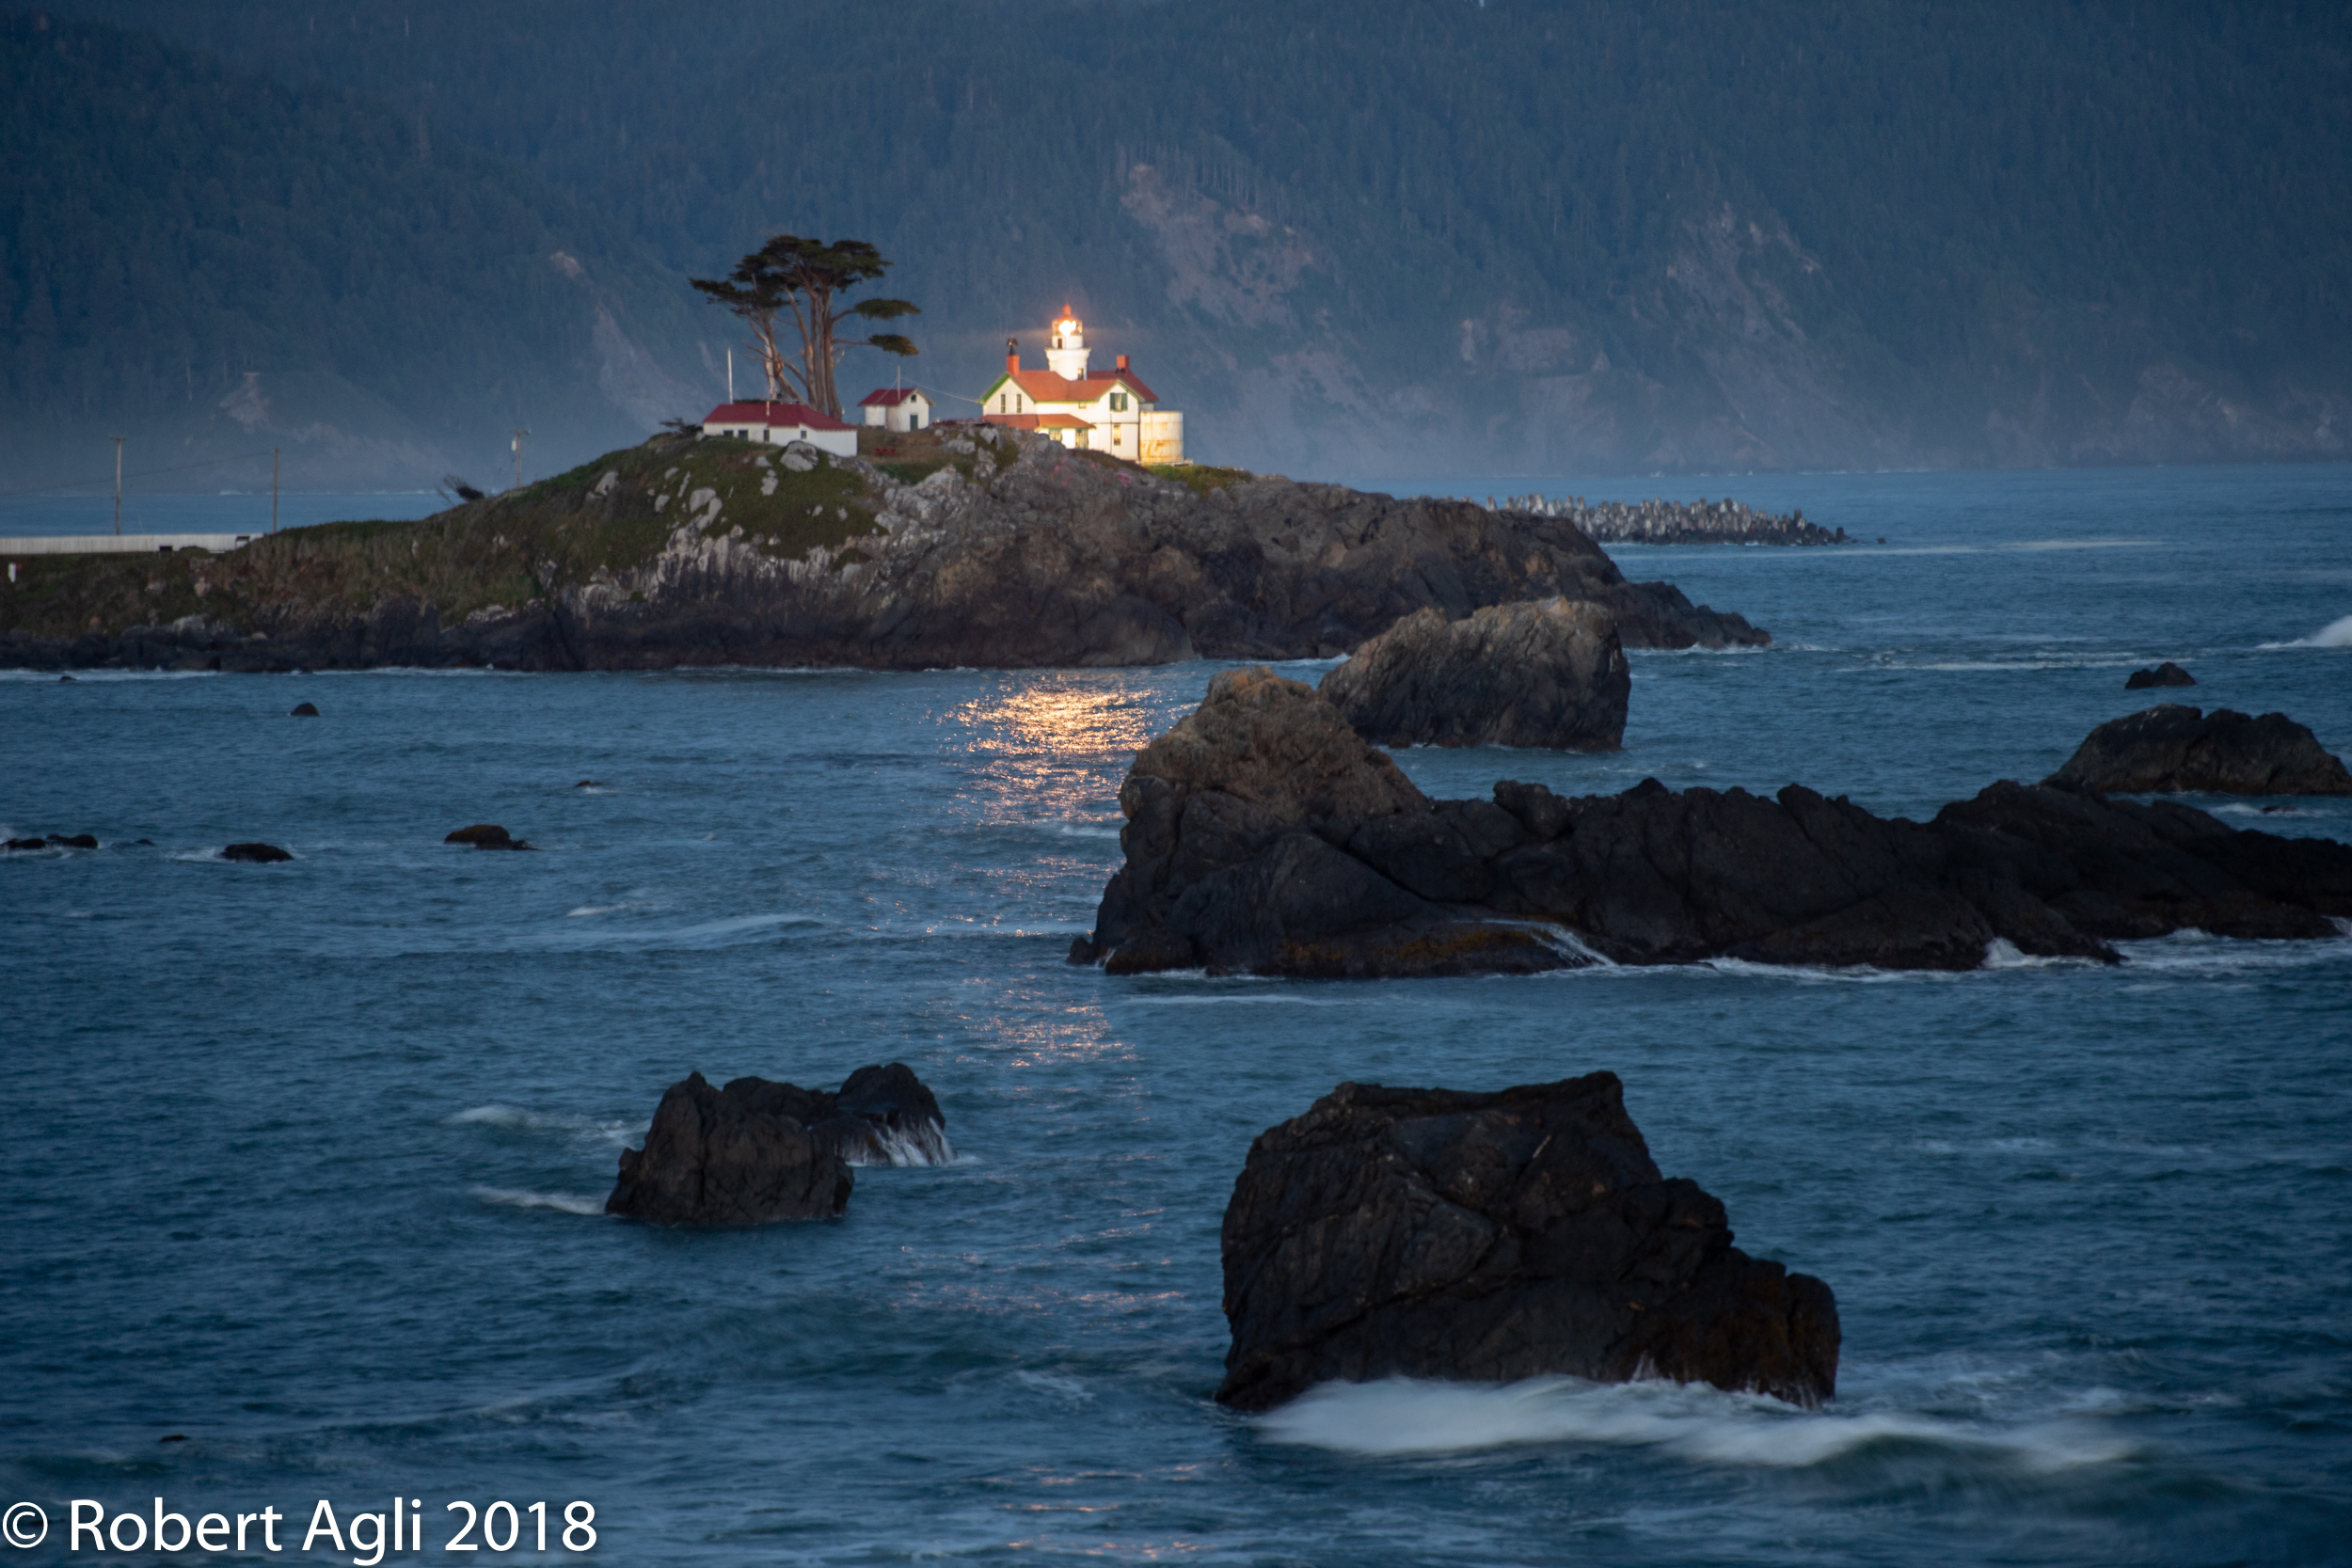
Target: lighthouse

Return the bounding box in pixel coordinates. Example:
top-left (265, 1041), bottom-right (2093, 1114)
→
top-left (1046, 306), bottom-right (1090, 380)
top-left (976, 307), bottom-right (1187, 463)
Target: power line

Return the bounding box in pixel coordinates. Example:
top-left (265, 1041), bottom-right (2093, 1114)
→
top-left (0, 448), bottom-right (282, 501)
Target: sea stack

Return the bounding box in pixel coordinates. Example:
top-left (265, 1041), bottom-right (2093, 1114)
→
top-left (606, 1064), bottom-right (951, 1226)
top-left (1318, 598), bottom-right (1629, 751)
top-left (1216, 1073), bottom-right (1840, 1411)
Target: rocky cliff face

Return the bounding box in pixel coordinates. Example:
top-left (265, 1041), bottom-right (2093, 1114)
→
top-left (0, 427), bottom-right (1766, 672)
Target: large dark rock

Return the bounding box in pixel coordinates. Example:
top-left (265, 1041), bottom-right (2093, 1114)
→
top-left (1075, 669), bottom-right (2352, 976)
top-left (2046, 705), bottom-right (2352, 796)
top-left (44, 832), bottom-right (99, 849)
top-left (1216, 1073), bottom-right (1838, 1412)
top-left (606, 1064), bottom-right (952, 1226)
top-left (1319, 598), bottom-right (1629, 751)
top-left (5, 836), bottom-right (50, 850)
top-left (220, 842), bottom-right (292, 863)
top-left (2123, 661), bottom-right (2196, 689)
top-left (289, 701), bottom-right (321, 716)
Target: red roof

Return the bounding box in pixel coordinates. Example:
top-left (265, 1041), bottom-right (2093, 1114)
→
top-left (984, 412), bottom-right (1092, 431)
top-left (702, 401), bottom-right (856, 432)
top-left (987, 367), bottom-right (1162, 407)
top-left (858, 388), bottom-right (928, 407)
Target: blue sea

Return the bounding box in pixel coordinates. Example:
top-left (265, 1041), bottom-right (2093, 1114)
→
top-left (4, 466), bottom-right (2350, 1566)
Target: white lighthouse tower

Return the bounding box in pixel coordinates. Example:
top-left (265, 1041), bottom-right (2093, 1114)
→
top-left (1045, 304), bottom-right (1090, 380)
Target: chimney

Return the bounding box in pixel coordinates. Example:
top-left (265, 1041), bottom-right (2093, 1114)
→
top-left (1115, 354), bottom-right (1129, 372)
top-left (1006, 338), bottom-right (1019, 372)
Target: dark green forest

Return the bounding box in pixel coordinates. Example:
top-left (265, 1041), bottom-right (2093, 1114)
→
top-left (0, 12), bottom-right (707, 490)
top-left (15, 0), bottom-right (2352, 482)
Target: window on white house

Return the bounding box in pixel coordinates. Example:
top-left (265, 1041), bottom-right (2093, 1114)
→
top-left (1110, 392), bottom-right (1128, 412)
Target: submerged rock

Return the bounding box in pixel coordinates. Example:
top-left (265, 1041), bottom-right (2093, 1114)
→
top-left (1319, 598), bottom-right (1629, 751)
top-left (606, 1063), bottom-right (952, 1226)
top-left (1075, 668), bottom-right (2352, 976)
top-left (1216, 1072), bottom-right (1839, 1412)
top-left (5, 836), bottom-right (49, 850)
top-left (45, 832), bottom-right (99, 849)
top-left (2123, 661), bottom-right (2196, 690)
top-left (444, 823), bottom-right (535, 850)
top-left (289, 701), bottom-right (321, 716)
top-left (2046, 705), bottom-right (2352, 796)
top-left (220, 842), bottom-right (292, 863)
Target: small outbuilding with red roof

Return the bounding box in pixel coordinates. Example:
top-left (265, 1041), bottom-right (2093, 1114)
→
top-left (858, 387), bottom-right (933, 434)
top-left (699, 401), bottom-right (860, 458)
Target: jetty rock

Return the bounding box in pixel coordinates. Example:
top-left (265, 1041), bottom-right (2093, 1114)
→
top-left (1073, 669), bottom-right (2352, 976)
top-left (444, 823), bottom-right (534, 850)
top-left (1319, 598), bottom-right (1629, 751)
top-left (1, 428), bottom-right (1766, 673)
top-left (2123, 661), bottom-right (2196, 690)
top-left (1215, 1072), bottom-right (1839, 1412)
top-left (606, 1063), bottom-right (952, 1227)
top-left (220, 842), bottom-right (292, 863)
top-left (2047, 705), bottom-right (2352, 796)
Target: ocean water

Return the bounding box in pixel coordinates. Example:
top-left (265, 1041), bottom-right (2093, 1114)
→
top-left (3, 465), bottom-right (2349, 1566)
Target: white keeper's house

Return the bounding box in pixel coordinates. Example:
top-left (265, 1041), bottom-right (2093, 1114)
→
top-left (699, 400), bottom-right (861, 458)
top-left (976, 309), bottom-right (1185, 463)
top-left (857, 388), bottom-right (933, 433)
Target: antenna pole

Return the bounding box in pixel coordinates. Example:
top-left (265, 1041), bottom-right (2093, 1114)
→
top-left (111, 436), bottom-right (125, 535)
top-left (511, 429), bottom-right (530, 490)
top-left (272, 447), bottom-right (280, 532)
top-left (728, 347), bottom-right (735, 403)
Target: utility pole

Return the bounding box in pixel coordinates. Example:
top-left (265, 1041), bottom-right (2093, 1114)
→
top-left (510, 429), bottom-right (530, 491)
top-left (111, 436), bottom-right (125, 535)
top-left (272, 448), bottom-right (280, 533)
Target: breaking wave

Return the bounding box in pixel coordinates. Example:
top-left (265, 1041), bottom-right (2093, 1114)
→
top-left (1256, 1375), bottom-right (2138, 1472)
top-left (470, 1187), bottom-right (606, 1216)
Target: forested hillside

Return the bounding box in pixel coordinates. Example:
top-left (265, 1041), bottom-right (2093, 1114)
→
top-left (0, 13), bottom-right (710, 492)
top-left (20, 0), bottom-right (2352, 481)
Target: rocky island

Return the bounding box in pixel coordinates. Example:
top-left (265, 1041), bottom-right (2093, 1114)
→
top-left (0, 429), bottom-right (1764, 672)
top-left (1073, 667), bottom-right (2352, 977)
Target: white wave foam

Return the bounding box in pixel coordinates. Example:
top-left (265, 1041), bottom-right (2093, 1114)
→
top-left (452, 1106), bottom-right (639, 1143)
top-left (1257, 1376), bottom-right (2137, 1472)
top-left (564, 904), bottom-right (630, 918)
top-left (2258, 611), bottom-right (2352, 649)
top-left (470, 1187), bottom-right (606, 1215)
top-left (845, 1120), bottom-right (957, 1167)
top-left (1981, 938), bottom-right (2097, 970)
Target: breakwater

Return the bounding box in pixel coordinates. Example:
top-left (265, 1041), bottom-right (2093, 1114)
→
top-left (1486, 493), bottom-right (1846, 546)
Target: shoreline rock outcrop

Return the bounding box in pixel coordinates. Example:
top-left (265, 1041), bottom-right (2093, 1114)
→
top-left (1073, 668), bottom-right (2352, 977)
top-left (2046, 705), bottom-right (2352, 796)
top-left (2123, 662), bottom-right (2196, 689)
top-left (606, 1064), bottom-right (951, 1227)
top-left (0, 429), bottom-right (1767, 673)
top-left (1216, 1073), bottom-right (1839, 1412)
top-left (1318, 598), bottom-right (1629, 751)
